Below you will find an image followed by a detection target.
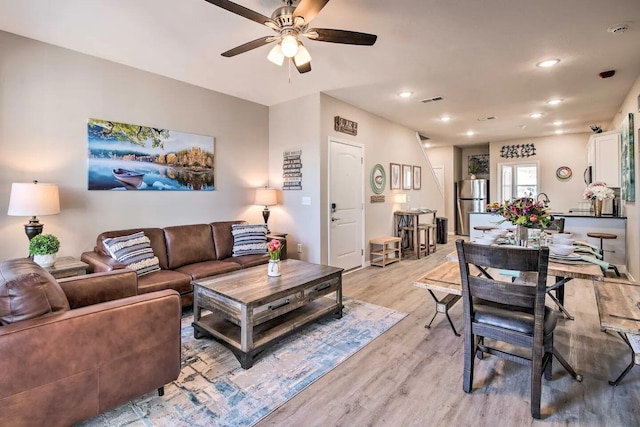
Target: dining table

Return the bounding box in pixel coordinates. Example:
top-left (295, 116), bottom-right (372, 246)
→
top-left (413, 247), bottom-right (604, 335)
top-left (393, 209), bottom-right (436, 258)
top-left (593, 279), bottom-right (640, 385)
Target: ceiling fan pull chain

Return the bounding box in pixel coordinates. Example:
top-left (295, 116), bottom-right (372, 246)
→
top-left (288, 58), bottom-right (292, 84)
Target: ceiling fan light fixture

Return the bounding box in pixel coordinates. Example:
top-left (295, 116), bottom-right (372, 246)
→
top-left (294, 43), bottom-right (312, 66)
top-left (281, 34), bottom-right (299, 58)
top-left (267, 44), bottom-right (285, 66)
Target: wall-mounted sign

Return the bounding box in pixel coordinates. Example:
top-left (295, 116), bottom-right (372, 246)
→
top-left (370, 195), bottom-right (385, 203)
top-left (500, 144), bottom-right (536, 158)
top-left (283, 149), bottom-right (302, 190)
top-left (334, 116), bottom-right (358, 136)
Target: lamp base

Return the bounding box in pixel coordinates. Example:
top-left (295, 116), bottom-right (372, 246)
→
top-left (262, 207), bottom-right (271, 234)
top-left (25, 216), bottom-right (44, 241)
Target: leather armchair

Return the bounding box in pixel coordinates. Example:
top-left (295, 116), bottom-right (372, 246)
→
top-left (0, 260), bottom-right (181, 426)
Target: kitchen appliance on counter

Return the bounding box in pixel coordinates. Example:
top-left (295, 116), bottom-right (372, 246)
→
top-left (455, 179), bottom-right (488, 235)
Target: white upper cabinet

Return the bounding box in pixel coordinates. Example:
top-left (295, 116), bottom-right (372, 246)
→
top-left (587, 131), bottom-right (620, 187)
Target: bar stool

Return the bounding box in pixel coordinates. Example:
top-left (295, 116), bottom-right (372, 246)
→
top-left (416, 225), bottom-right (429, 258)
top-left (587, 232), bottom-right (621, 277)
top-left (399, 226), bottom-right (415, 257)
top-left (473, 226), bottom-right (495, 235)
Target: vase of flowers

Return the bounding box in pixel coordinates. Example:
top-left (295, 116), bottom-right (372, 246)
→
top-left (267, 239), bottom-right (283, 277)
top-left (583, 182), bottom-right (614, 217)
top-left (493, 197), bottom-right (552, 246)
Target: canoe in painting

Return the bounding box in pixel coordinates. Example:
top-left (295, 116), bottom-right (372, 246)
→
top-left (112, 168), bottom-right (144, 188)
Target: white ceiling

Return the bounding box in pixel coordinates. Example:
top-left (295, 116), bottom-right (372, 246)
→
top-left (1, 0), bottom-right (640, 146)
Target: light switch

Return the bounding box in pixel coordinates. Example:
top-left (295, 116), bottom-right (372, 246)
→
top-left (302, 196), bottom-right (311, 205)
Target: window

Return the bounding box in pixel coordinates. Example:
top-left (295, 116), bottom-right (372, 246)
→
top-left (498, 162), bottom-right (539, 201)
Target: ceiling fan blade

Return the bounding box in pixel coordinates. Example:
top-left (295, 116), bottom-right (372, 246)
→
top-left (204, 0), bottom-right (276, 28)
top-left (293, 0), bottom-right (330, 24)
top-left (295, 60), bottom-right (312, 74)
top-left (307, 28), bottom-right (377, 45)
top-left (221, 36), bottom-right (274, 57)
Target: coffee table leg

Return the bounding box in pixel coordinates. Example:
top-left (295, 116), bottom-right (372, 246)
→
top-left (192, 323), bottom-right (210, 339)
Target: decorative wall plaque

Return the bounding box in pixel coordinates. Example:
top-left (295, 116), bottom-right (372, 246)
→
top-left (500, 144), bottom-right (536, 158)
top-left (283, 149), bottom-right (302, 190)
top-left (370, 195), bottom-right (385, 203)
top-left (334, 116), bottom-right (358, 136)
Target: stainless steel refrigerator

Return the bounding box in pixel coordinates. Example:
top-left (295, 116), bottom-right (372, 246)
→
top-left (456, 179), bottom-right (488, 235)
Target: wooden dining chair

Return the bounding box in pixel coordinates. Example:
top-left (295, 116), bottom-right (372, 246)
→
top-left (455, 240), bottom-right (582, 419)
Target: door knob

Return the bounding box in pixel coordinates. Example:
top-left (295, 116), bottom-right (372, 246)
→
top-left (331, 217), bottom-right (341, 222)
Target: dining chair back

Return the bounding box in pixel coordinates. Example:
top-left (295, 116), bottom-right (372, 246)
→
top-left (455, 239), bottom-right (582, 419)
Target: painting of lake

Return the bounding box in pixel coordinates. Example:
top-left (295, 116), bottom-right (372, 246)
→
top-left (88, 118), bottom-right (214, 191)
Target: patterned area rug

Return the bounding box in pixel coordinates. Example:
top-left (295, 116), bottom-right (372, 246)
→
top-left (80, 298), bottom-right (406, 427)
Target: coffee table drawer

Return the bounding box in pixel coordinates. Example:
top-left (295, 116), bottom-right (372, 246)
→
top-left (253, 291), bottom-right (305, 324)
top-left (303, 277), bottom-right (340, 299)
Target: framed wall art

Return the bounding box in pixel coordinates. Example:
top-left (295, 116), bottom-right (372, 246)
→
top-left (402, 164), bottom-right (412, 190)
top-left (87, 118), bottom-right (214, 191)
top-left (390, 163), bottom-right (401, 190)
top-left (370, 164), bottom-right (386, 194)
top-left (413, 166), bottom-right (421, 190)
top-left (621, 113), bottom-right (635, 201)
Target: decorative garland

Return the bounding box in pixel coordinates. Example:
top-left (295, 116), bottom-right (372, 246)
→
top-left (500, 144), bottom-right (536, 158)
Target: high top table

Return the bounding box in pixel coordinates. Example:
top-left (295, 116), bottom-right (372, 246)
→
top-left (394, 209), bottom-right (436, 259)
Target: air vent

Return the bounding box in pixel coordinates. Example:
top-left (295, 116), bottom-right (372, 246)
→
top-left (607, 23), bottom-right (629, 34)
top-left (478, 116), bottom-right (497, 121)
top-left (421, 96), bottom-right (444, 103)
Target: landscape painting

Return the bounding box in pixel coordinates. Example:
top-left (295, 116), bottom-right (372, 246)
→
top-left (88, 119), bottom-right (214, 191)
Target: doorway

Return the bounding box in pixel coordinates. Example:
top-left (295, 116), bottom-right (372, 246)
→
top-left (328, 138), bottom-right (364, 270)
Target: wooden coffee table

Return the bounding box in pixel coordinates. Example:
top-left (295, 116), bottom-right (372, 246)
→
top-left (192, 259), bottom-right (344, 368)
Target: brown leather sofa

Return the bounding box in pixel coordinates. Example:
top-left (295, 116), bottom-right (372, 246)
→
top-left (81, 221), bottom-right (286, 309)
top-left (0, 258), bottom-right (181, 427)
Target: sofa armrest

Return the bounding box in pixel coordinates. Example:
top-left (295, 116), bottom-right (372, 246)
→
top-left (58, 270), bottom-right (138, 309)
top-left (0, 290), bottom-right (181, 426)
top-left (81, 250), bottom-right (126, 273)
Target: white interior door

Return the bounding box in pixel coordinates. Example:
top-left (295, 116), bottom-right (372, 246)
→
top-left (329, 139), bottom-right (364, 270)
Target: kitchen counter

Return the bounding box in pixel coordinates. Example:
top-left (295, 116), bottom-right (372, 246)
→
top-left (468, 212), bottom-right (627, 268)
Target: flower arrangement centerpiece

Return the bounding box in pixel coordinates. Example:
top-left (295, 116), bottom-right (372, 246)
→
top-left (267, 239), bottom-right (282, 260)
top-left (267, 239), bottom-right (283, 277)
top-left (494, 197), bottom-right (553, 228)
top-left (583, 181), bottom-right (614, 216)
top-left (583, 181), bottom-right (614, 201)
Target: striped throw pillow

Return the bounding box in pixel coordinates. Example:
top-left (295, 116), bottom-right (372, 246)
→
top-left (232, 224), bottom-right (268, 256)
top-left (102, 231), bottom-right (161, 276)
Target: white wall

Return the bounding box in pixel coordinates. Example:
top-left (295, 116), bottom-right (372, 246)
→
top-left (268, 94), bottom-right (322, 263)
top-left (608, 74), bottom-right (640, 279)
top-left (319, 94), bottom-right (442, 263)
top-left (488, 133), bottom-right (591, 214)
top-left (0, 31), bottom-right (269, 260)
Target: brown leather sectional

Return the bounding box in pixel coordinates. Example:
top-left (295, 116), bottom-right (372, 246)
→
top-left (81, 221), bottom-right (286, 308)
top-left (0, 258), bottom-right (181, 426)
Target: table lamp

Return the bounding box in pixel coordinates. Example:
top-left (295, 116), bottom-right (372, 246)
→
top-left (254, 187), bottom-right (277, 232)
top-left (394, 193), bottom-right (407, 210)
top-left (7, 180), bottom-right (61, 241)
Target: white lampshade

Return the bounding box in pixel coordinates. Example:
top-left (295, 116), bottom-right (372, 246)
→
top-left (394, 193), bottom-right (407, 204)
top-left (255, 188), bottom-right (277, 207)
top-left (267, 44), bottom-right (285, 66)
top-left (280, 34), bottom-right (299, 58)
top-left (8, 181), bottom-right (60, 216)
top-left (293, 43), bottom-right (312, 66)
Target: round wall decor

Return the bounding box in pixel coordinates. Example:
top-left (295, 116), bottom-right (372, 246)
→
top-left (370, 164), bottom-right (386, 194)
top-left (556, 166), bottom-right (572, 179)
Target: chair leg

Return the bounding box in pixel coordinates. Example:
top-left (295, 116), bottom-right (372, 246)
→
top-left (544, 336), bottom-right (553, 380)
top-left (531, 350), bottom-right (543, 419)
top-left (463, 331), bottom-right (475, 393)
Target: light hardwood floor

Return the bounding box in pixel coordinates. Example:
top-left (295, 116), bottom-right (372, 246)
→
top-left (258, 238), bottom-right (640, 426)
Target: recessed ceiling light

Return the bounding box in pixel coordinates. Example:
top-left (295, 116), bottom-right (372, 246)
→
top-left (398, 91), bottom-right (413, 98)
top-left (553, 120), bottom-right (563, 126)
top-left (547, 98), bottom-right (563, 105)
top-left (555, 129), bottom-right (564, 135)
top-left (466, 131), bottom-right (475, 137)
top-left (537, 59), bottom-right (560, 68)
top-left (530, 113), bottom-right (543, 119)
top-left (440, 115), bottom-right (451, 122)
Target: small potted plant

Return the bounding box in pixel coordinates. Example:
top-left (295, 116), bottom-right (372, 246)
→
top-left (29, 234), bottom-right (60, 267)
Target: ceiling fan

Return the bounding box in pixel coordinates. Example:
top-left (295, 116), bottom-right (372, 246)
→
top-left (204, 0), bottom-right (377, 73)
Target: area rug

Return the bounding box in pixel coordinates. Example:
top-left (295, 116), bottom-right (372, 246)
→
top-left (80, 298), bottom-right (407, 427)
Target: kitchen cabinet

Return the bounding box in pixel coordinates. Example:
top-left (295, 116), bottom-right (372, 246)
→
top-left (587, 131), bottom-right (620, 187)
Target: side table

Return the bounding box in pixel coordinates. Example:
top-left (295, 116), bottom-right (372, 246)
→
top-left (45, 256), bottom-right (89, 279)
top-left (370, 236), bottom-right (401, 267)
